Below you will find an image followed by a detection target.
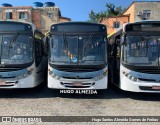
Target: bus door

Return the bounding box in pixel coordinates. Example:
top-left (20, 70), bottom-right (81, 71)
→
top-left (108, 38), bottom-right (114, 84)
top-left (113, 36), bottom-right (121, 86)
top-left (34, 31), bottom-right (44, 82)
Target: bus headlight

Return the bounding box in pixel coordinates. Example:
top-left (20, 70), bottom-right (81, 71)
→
top-left (16, 68), bottom-right (33, 79)
top-left (17, 75), bottom-right (23, 79)
top-left (49, 71), bottom-right (61, 80)
top-left (94, 70), bottom-right (108, 81)
top-left (133, 77), bottom-right (138, 82)
top-left (103, 70), bottom-right (108, 76)
top-left (122, 71), bottom-right (139, 82)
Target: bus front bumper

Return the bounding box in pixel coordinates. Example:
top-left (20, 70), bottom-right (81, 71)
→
top-left (48, 75), bottom-right (108, 90)
top-left (0, 75), bottom-right (38, 89)
top-left (121, 76), bottom-right (160, 93)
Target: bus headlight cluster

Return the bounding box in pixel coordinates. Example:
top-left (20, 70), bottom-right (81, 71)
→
top-left (16, 68), bottom-right (33, 79)
top-left (94, 70), bottom-right (108, 81)
top-left (122, 71), bottom-right (139, 82)
top-left (49, 71), bottom-right (61, 80)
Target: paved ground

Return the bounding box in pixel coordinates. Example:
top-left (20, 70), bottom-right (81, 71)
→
top-left (0, 83), bottom-right (159, 125)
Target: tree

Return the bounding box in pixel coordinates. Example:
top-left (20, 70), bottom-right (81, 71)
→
top-left (88, 10), bottom-right (107, 22)
top-left (88, 3), bottom-right (126, 22)
top-left (106, 3), bottom-right (125, 16)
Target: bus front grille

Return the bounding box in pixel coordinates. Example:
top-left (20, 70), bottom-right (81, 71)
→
top-left (138, 78), bottom-right (157, 82)
top-left (62, 76), bottom-right (93, 79)
top-left (141, 70), bottom-right (160, 74)
top-left (0, 68), bottom-right (23, 72)
top-left (54, 67), bottom-right (102, 72)
top-left (139, 86), bottom-right (160, 91)
top-left (0, 76), bottom-right (16, 79)
top-left (61, 82), bottom-right (94, 88)
top-left (0, 81), bottom-right (18, 87)
top-left (64, 86), bottom-right (91, 88)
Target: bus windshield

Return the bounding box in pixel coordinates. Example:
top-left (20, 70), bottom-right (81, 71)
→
top-left (49, 34), bottom-right (106, 65)
top-left (0, 33), bottom-right (33, 65)
top-left (123, 35), bottom-right (160, 66)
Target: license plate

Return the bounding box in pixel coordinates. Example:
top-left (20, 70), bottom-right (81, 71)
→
top-left (152, 86), bottom-right (160, 90)
top-left (0, 81), bottom-right (6, 85)
top-left (73, 82), bottom-right (83, 86)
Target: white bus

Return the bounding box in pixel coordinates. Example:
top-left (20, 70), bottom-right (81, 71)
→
top-left (0, 21), bottom-right (46, 88)
top-left (47, 22), bottom-right (108, 89)
top-left (108, 21), bottom-right (160, 93)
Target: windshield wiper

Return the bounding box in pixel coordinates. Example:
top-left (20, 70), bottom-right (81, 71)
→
top-left (84, 33), bottom-right (95, 47)
top-left (9, 33), bottom-right (19, 48)
top-left (63, 33), bottom-right (75, 63)
top-left (8, 33), bottom-right (19, 56)
top-left (83, 33), bottom-right (95, 56)
top-left (63, 33), bottom-right (67, 52)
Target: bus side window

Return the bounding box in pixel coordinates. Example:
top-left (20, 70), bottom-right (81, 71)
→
top-left (34, 30), bottom-right (43, 67)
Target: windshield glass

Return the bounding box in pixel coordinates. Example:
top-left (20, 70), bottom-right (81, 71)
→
top-left (123, 35), bottom-right (160, 66)
top-left (0, 33), bottom-right (33, 65)
top-left (49, 34), bottom-right (106, 65)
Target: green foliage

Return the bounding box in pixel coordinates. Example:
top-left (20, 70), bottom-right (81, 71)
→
top-left (106, 3), bottom-right (126, 16)
top-left (88, 3), bottom-right (126, 22)
top-left (88, 10), bottom-right (107, 22)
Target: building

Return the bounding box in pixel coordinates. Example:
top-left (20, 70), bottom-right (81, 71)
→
top-left (32, 6), bottom-right (71, 33)
top-left (0, 6), bottom-right (33, 22)
top-left (99, 1), bottom-right (160, 35)
top-left (99, 15), bottom-right (129, 35)
top-left (123, 1), bottom-right (160, 22)
top-left (0, 3), bottom-right (71, 33)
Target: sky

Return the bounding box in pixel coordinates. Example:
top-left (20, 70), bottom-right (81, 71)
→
top-left (0, 0), bottom-right (158, 21)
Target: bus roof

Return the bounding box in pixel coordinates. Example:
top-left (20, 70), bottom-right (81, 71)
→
top-left (0, 20), bottom-right (35, 26)
top-left (108, 20), bottom-right (160, 40)
top-left (0, 20), bottom-right (36, 31)
top-left (124, 20), bottom-right (160, 26)
top-left (123, 20), bottom-right (160, 32)
top-left (50, 21), bottom-right (107, 33)
top-left (50, 21), bottom-right (106, 27)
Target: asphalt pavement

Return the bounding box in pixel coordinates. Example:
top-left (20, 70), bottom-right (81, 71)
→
top-left (0, 83), bottom-right (159, 125)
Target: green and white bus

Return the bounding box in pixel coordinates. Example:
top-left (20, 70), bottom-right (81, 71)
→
top-left (108, 21), bottom-right (160, 93)
top-left (0, 21), bottom-right (46, 88)
top-left (47, 22), bottom-right (108, 90)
